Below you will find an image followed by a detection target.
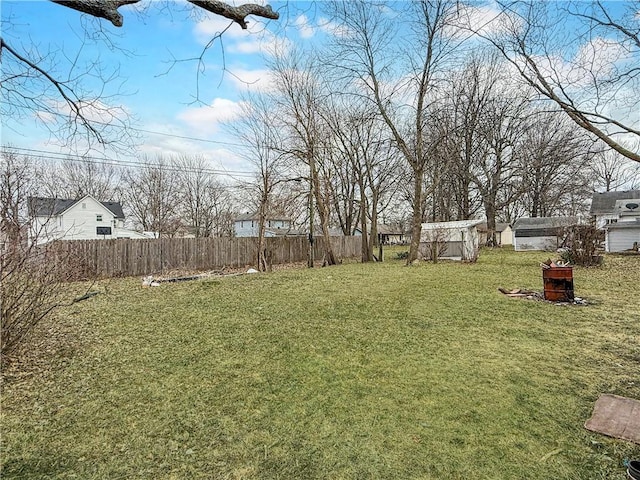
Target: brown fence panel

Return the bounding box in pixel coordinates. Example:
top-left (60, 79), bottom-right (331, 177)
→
top-left (56, 235), bottom-right (361, 280)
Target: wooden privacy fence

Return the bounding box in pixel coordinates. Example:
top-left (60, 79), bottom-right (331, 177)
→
top-left (51, 236), bottom-right (362, 279)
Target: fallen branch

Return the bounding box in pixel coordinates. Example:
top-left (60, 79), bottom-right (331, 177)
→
top-left (73, 291), bottom-right (100, 303)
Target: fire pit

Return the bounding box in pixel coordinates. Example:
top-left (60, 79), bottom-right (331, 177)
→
top-left (542, 262), bottom-right (574, 302)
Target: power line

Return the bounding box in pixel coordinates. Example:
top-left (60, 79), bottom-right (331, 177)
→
top-left (2, 145), bottom-right (258, 179)
top-left (35, 110), bottom-right (248, 148)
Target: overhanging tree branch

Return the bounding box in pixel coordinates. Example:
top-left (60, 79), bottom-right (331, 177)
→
top-left (51, 0), bottom-right (279, 29)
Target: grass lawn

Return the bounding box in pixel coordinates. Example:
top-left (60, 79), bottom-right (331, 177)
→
top-left (2, 248), bottom-right (639, 479)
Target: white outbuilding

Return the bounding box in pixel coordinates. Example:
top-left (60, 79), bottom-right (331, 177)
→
top-left (419, 219), bottom-right (483, 261)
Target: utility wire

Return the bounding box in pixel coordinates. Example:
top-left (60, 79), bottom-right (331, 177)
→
top-left (32, 110), bottom-right (248, 148)
top-left (2, 145), bottom-right (257, 178)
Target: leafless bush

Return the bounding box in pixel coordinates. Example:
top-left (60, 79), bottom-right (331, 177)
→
top-left (420, 227), bottom-right (449, 263)
top-left (1, 153), bottom-right (90, 364)
top-left (559, 225), bottom-right (604, 267)
top-left (1, 239), bottom-right (90, 364)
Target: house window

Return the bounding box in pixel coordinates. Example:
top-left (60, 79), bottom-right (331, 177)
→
top-left (96, 226), bottom-right (112, 236)
top-left (96, 215), bottom-right (103, 222)
top-left (82, 203), bottom-right (86, 209)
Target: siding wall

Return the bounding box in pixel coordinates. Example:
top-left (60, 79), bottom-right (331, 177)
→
top-left (513, 236), bottom-right (559, 251)
top-left (607, 228), bottom-right (640, 252)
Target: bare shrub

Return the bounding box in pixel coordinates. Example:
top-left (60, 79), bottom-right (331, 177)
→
top-left (420, 227), bottom-right (449, 263)
top-left (559, 225), bottom-right (604, 267)
top-left (1, 238), bottom-right (90, 363)
top-left (1, 153), bottom-right (91, 364)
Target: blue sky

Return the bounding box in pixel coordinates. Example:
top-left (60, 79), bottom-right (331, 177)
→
top-left (2, 1), bottom-right (636, 179)
top-left (1, 0), bottom-right (326, 177)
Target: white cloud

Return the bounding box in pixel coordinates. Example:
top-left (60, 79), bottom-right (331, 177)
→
top-left (317, 16), bottom-right (353, 38)
top-left (193, 13), bottom-right (289, 57)
top-left (177, 98), bottom-right (247, 135)
top-left (35, 99), bottom-right (129, 126)
top-left (294, 14), bottom-right (315, 39)
top-left (227, 68), bottom-right (277, 92)
top-left (447, 2), bottom-right (520, 39)
top-left (194, 13), bottom-right (265, 42)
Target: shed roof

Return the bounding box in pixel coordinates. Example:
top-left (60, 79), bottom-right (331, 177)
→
top-left (590, 190), bottom-right (640, 215)
top-left (28, 196), bottom-right (124, 219)
top-left (511, 216), bottom-right (578, 231)
top-left (421, 219), bottom-right (484, 230)
top-left (477, 222), bottom-right (510, 233)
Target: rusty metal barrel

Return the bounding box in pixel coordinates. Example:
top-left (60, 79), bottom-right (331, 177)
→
top-left (542, 267), bottom-right (574, 302)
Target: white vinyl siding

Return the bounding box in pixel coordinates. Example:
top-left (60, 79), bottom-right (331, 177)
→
top-left (607, 228), bottom-right (640, 252)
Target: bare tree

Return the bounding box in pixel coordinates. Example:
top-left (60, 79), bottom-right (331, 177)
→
top-left (518, 111), bottom-right (594, 218)
top-left (479, 0), bottom-right (640, 162)
top-left (327, 0), bottom-right (462, 264)
top-left (1, 150), bottom-right (33, 248)
top-left (175, 155), bottom-right (228, 238)
top-left (232, 94), bottom-right (290, 271)
top-left (268, 48), bottom-right (340, 267)
top-left (121, 155), bottom-right (180, 236)
top-left (591, 147), bottom-right (640, 192)
top-left (39, 156), bottom-right (120, 200)
top-left (322, 99), bottom-right (402, 261)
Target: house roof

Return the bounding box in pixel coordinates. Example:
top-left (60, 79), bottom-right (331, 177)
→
top-left (477, 222), bottom-right (510, 233)
top-left (235, 212), bottom-right (292, 222)
top-left (28, 196), bottom-right (124, 219)
top-left (590, 190), bottom-right (640, 215)
top-left (511, 216), bottom-right (579, 230)
top-left (605, 218), bottom-right (640, 230)
top-left (377, 224), bottom-right (404, 235)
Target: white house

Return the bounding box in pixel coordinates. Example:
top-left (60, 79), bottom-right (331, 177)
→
top-left (234, 213), bottom-right (301, 238)
top-left (28, 195), bottom-right (146, 244)
top-left (420, 219), bottom-right (483, 261)
top-left (589, 190), bottom-right (640, 252)
top-left (590, 190), bottom-right (640, 229)
top-left (511, 216), bottom-right (578, 251)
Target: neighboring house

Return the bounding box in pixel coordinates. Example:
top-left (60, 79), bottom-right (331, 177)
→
top-left (28, 195), bottom-right (145, 244)
top-left (511, 216), bottom-right (579, 251)
top-left (590, 190), bottom-right (640, 229)
top-left (477, 222), bottom-right (513, 246)
top-left (420, 219), bottom-right (483, 261)
top-left (604, 219), bottom-right (640, 252)
top-left (234, 213), bottom-right (300, 238)
top-left (378, 224), bottom-right (406, 245)
top-left (589, 190), bottom-right (640, 252)
top-left (354, 224), bottom-right (406, 245)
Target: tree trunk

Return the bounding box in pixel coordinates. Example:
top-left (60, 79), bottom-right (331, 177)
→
top-left (359, 182), bottom-right (373, 262)
top-left (407, 169), bottom-right (424, 264)
top-left (485, 200), bottom-right (497, 247)
top-left (313, 170), bottom-right (338, 266)
top-left (257, 199), bottom-right (268, 272)
top-left (369, 192), bottom-right (379, 261)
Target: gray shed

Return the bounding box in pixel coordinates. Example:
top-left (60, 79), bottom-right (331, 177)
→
top-left (511, 217), bottom-right (578, 251)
